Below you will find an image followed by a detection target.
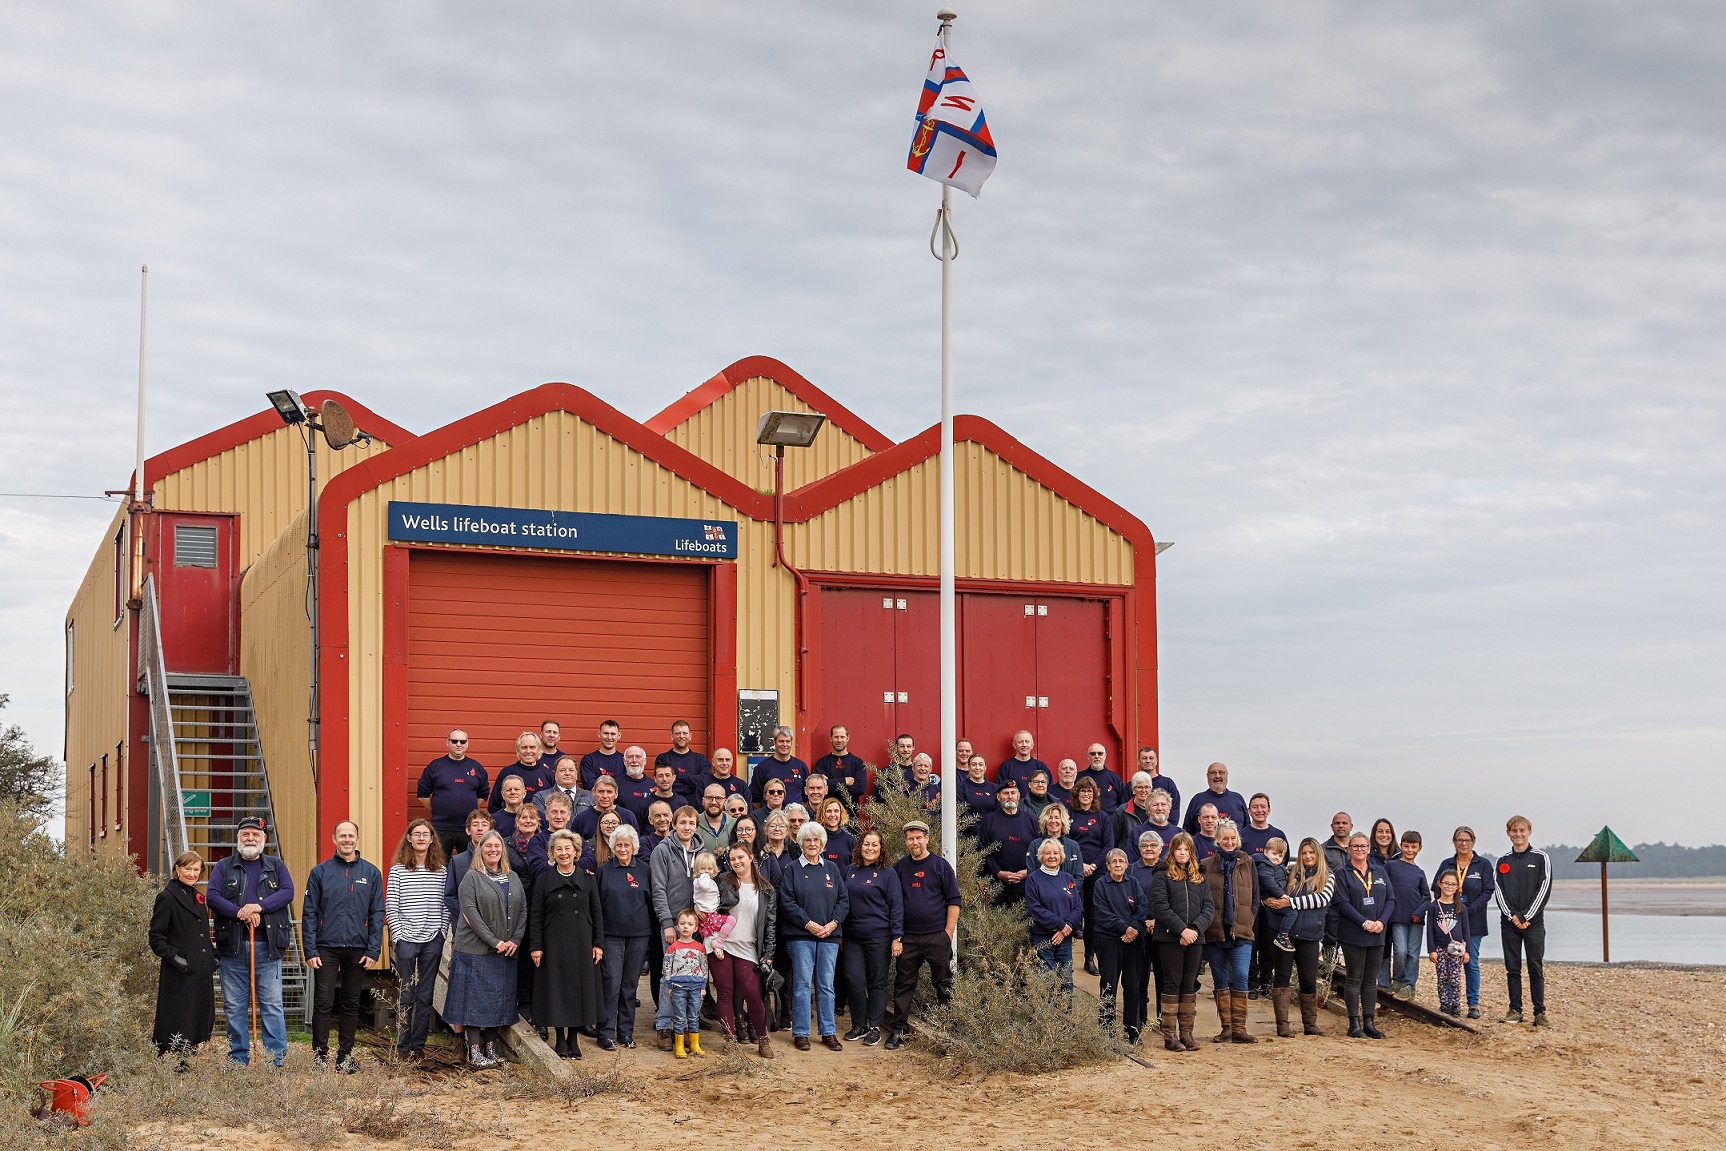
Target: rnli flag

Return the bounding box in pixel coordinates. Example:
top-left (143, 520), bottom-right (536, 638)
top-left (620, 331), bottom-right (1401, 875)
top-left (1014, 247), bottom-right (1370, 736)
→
top-left (907, 33), bottom-right (996, 198)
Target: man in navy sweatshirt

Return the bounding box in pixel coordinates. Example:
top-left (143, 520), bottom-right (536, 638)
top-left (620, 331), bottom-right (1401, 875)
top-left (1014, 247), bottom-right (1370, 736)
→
top-left (580, 719), bottom-right (626, 788)
top-left (995, 729), bottom-right (1050, 792)
top-left (1238, 793), bottom-right (1287, 855)
top-left (885, 821), bottom-right (961, 1049)
top-left (750, 726), bottom-right (809, 807)
top-left (1181, 762), bottom-right (1248, 835)
top-left (416, 729), bottom-right (488, 856)
top-left (654, 719), bottom-right (712, 794)
top-left (206, 817), bottom-right (296, 1066)
top-left (813, 724), bottom-right (871, 811)
top-left (302, 820), bottom-right (385, 1073)
top-left (1078, 744), bottom-right (1126, 812)
top-left (1494, 815), bottom-right (1552, 1025)
top-left (981, 782), bottom-right (1039, 905)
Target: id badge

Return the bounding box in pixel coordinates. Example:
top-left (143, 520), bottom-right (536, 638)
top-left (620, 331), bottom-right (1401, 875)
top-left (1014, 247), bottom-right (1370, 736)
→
top-left (1362, 896), bottom-right (1375, 907)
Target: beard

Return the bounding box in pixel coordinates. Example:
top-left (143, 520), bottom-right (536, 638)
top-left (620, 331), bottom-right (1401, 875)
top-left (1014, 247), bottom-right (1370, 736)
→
top-left (237, 843), bottom-right (263, 860)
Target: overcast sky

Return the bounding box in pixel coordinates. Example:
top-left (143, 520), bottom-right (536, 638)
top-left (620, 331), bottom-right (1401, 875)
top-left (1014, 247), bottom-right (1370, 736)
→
top-left (2, 1), bottom-right (1721, 847)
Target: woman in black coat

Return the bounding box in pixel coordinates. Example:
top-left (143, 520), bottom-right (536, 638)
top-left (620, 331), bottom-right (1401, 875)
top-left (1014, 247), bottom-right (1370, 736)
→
top-left (1147, 832), bottom-right (1213, 1054)
top-left (529, 830), bottom-right (605, 1057)
top-left (148, 851), bottom-right (216, 1064)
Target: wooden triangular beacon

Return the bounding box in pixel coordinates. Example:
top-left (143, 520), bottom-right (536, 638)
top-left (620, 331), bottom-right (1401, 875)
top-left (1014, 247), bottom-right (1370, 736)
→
top-left (1575, 826), bottom-right (1639, 864)
top-left (1575, 825), bottom-right (1638, 962)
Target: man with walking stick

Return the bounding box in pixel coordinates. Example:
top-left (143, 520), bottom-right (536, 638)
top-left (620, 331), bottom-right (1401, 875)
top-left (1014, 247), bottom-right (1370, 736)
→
top-left (206, 816), bottom-right (296, 1066)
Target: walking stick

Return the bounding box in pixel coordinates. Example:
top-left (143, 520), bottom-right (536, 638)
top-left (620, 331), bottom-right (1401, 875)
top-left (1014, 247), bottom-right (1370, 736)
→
top-left (248, 920), bottom-right (259, 1060)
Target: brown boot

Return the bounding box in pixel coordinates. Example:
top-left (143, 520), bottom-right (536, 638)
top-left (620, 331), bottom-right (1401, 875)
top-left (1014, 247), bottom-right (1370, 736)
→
top-left (1230, 990), bottom-right (1258, 1043)
top-left (1272, 988), bottom-right (1294, 1038)
top-left (1177, 994), bottom-right (1200, 1051)
top-left (756, 1034), bottom-right (774, 1060)
top-left (1160, 994), bottom-right (1181, 1052)
top-left (1299, 992), bottom-right (1326, 1036)
top-left (1212, 990), bottom-right (1233, 1043)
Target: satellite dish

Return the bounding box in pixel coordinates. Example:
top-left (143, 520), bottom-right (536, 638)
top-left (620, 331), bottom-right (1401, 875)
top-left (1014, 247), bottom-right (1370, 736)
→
top-left (319, 399), bottom-right (366, 449)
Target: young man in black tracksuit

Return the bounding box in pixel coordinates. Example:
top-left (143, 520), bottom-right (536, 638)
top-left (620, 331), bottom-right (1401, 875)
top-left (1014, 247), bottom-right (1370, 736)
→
top-left (302, 820), bottom-right (386, 1072)
top-left (1494, 815), bottom-right (1552, 1026)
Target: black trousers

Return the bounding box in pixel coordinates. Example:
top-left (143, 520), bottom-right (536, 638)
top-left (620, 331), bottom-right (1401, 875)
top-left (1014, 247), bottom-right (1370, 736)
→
top-left (1251, 908), bottom-right (1277, 989)
top-left (1122, 937), bottom-right (1152, 1030)
top-left (437, 827), bottom-right (469, 858)
top-left (1080, 869), bottom-right (1101, 950)
top-left (887, 931), bottom-right (953, 1033)
top-left (312, 946), bottom-right (368, 1057)
top-left (1341, 942), bottom-right (1383, 1020)
top-left (1154, 940), bottom-right (1203, 996)
top-left (841, 937), bottom-right (892, 1030)
top-left (1501, 918), bottom-right (1546, 1013)
top-left (1271, 938), bottom-right (1322, 995)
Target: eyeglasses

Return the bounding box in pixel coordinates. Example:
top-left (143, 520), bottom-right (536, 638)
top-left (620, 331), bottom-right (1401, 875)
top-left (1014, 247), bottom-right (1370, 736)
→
top-left (765, 788), bottom-right (785, 796)
top-left (1088, 751), bottom-right (1107, 756)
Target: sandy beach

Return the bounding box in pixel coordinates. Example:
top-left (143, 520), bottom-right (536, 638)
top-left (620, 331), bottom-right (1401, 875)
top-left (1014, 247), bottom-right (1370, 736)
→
top-left (1547, 878), bottom-right (1726, 916)
top-left (138, 962), bottom-right (1726, 1151)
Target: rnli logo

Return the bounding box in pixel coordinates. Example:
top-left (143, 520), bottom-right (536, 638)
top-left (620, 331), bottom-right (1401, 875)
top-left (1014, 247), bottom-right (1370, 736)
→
top-left (704, 524), bottom-right (725, 541)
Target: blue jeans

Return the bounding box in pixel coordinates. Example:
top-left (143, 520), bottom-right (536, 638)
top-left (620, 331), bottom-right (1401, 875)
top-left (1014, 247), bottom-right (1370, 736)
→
top-left (1205, 940), bottom-right (1252, 993)
top-left (393, 935), bottom-right (443, 1053)
top-left (1385, 922), bottom-right (1422, 991)
top-left (666, 980), bottom-right (704, 1033)
top-left (787, 938), bottom-right (840, 1038)
top-left (1035, 936), bottom-right (1074, 994)
top-left (1463, 934), bottom-right (1483, 1007)
top-left (218, 946), bottom-right (287, 1065)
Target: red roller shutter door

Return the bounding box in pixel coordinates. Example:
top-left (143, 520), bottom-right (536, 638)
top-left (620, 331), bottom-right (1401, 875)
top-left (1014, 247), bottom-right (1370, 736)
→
top-left (405, 551), bottom-right (711, 816)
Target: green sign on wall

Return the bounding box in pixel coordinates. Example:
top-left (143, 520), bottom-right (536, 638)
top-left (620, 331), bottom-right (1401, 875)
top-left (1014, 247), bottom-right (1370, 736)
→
top-left (181, 790), bottom-right (211, 819)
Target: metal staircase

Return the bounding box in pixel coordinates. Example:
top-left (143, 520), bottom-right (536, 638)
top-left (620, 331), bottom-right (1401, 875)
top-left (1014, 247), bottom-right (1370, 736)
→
top-left (138, 575), bottom-right (310, 1021)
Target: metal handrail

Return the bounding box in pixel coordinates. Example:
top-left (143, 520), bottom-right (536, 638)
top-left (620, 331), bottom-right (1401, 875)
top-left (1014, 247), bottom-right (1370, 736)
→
top-left (138, 575), bottom-right (189, 868)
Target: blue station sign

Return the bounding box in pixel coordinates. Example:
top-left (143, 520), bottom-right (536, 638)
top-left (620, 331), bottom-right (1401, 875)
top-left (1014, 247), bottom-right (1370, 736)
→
top-left (387, 500), bottom-right (738, 560)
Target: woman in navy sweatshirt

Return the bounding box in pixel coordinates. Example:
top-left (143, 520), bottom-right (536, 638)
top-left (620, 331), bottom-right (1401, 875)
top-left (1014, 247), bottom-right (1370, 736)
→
top-left (1025, 838), bottom-right (1084, 994)
top-left (1091, 848), bottom-right (1148, 1042)
top-left (1126, 832), bottom-right (1163, 1035)
top-left (840, 830), bottom-right (903, 1044)
top-left (1068, 777), bottom-right (1115, 977)
top-left (1433, 825), bottom-right (1496, 1020)
top-left (1334, 833), bottom-right (1396, 1039)
top-left (1029, 804), bottom-right (1085, 882)
top-left (1148, 832), bottom-right (1214, 1053)
top-left (777, 822), bottom-right (851, 1050)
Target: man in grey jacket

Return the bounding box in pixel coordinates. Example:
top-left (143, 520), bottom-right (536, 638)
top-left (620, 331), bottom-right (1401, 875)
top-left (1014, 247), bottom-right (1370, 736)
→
top-left (649, 805), bottom-right (701, 1049)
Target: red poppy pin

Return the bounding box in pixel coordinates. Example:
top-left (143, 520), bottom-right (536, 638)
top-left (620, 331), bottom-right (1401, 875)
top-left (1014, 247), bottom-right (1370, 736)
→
top-left (196, 893), bottom-right (205, 904)
top-left (1498, 861), bottom-right (1511, 875)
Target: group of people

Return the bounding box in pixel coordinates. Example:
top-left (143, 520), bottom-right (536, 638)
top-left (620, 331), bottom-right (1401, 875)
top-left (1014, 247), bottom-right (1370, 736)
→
top-left (146, 718), bottom-right (1554, 1071)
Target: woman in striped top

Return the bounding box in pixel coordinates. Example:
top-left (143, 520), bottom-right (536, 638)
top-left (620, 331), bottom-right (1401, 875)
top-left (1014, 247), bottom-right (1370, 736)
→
top-left (387, 818), bottom-right (448, 1059)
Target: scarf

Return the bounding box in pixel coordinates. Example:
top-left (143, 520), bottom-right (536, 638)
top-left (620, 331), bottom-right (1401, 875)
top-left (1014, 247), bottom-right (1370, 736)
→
top-left (1218, 847), bottom-right (1239, 924)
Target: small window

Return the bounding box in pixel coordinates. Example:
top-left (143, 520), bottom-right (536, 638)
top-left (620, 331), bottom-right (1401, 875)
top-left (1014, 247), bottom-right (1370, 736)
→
top-left (65, 621), bottom-right (74, 695)
top-left (174, 524), bottom-right (219, 568)
top-left (100, 754), bottom-right (109, 839)
top-left (87, 765), bottom-right (97, 848)
top-left (113, 523), bottom-right (127, 621)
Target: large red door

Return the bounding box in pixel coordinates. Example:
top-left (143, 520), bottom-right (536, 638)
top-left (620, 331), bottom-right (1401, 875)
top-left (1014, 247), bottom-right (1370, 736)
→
top-left (1034, 598), bottom-right (1111, 770)
top-left (817, 590), bottom-right (899, 767)
top-left (892, 592), bottom-right (940, 758)
top-left (405, 551), bottom-right (711, 839)
top-left (959, 593), bottom-right (1037, 771)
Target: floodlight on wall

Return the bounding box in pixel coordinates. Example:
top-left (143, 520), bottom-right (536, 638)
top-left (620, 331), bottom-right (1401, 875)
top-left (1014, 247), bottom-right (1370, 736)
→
top-left (756, 410), bottom-right (827, 448)
top-left (267, 389), bottom-right (308, 425)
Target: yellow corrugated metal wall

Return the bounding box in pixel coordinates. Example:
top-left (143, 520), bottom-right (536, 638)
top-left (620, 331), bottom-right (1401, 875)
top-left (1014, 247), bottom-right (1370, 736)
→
top-left (239, 508), bottom-right (317, 883)
top-left (155, 426), bottom-right (393, 565)
top-left (662, 375), bottom-right (875, 491)
top-left (62, 503), bottom-right (133, 855)
top-left (795, 442), bottom-right (1134, 583)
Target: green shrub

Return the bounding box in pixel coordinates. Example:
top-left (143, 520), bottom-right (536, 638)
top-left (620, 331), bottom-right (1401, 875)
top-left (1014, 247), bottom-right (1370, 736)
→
top-left (0, 802), bottom-right (158, 1110)
top-left (860, 767), bottom-right (1119, 1073)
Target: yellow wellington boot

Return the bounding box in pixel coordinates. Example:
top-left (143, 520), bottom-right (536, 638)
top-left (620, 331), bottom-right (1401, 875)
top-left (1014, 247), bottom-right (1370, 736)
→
top-left (673, 1033), bottom-right (688, 1059)
top-left (687, 1032), bottom-right (705, 1057)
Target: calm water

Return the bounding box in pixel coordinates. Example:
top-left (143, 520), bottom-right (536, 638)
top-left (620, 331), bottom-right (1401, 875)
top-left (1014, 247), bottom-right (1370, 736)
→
top-left (1476, 880), bottom-right (1726, 965)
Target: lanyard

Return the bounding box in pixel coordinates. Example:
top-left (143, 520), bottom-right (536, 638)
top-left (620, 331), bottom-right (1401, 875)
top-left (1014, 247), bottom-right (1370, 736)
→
top-left (1354, 867), bottom-right (1373, 894)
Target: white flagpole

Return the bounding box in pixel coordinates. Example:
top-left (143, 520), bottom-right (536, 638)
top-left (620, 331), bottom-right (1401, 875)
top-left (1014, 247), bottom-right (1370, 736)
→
top-left (936, 9), bottom-right (959, 882)
top-left (135, 265), bottom-right (148, 506)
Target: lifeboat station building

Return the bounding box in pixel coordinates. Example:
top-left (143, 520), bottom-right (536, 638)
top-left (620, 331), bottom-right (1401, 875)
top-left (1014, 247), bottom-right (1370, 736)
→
top-left (63, 356), bottom-right (1160, 882)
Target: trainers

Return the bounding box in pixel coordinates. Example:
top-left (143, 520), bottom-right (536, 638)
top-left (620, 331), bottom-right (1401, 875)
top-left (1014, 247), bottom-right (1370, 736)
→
top-left (1394, 985), bottom-right (1414, 1001)
top-left (1532, 1012), bottom-right (1550, 1027)
top-left (844, 1024), bottom-right (869, 1042)
top-left (1273, 933), bottom-right (1296, 953)
top-left (1466, 1007), bottom-right (1481, 1019)
top-left (596, 1036), bottom-right (615, 1051)
top-left (1501, 1009), bottom-right (1524, 1023)
top-left (312, 1050), bottom-right (330, 1071)
top-left (884, 1031), bottom-right (905, 1050)
top-left (862, 1028), bottom-right (882, 1046)
top-left (337, 1054), bottom-right (360, 1075)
